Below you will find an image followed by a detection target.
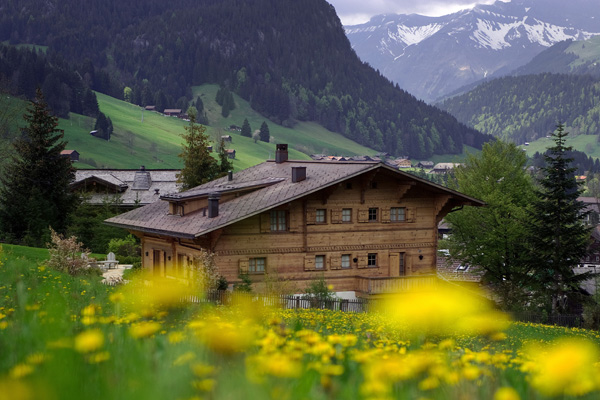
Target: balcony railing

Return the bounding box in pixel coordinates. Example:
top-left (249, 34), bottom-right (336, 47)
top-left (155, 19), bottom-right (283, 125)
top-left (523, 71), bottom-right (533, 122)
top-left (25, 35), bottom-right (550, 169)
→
top-left (357, 275), bottom-right (437, 295)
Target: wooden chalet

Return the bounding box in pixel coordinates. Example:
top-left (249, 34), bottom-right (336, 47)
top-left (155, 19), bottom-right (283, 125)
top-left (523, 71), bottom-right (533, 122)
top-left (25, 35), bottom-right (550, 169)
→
top-left (105, 144), bottom-right (484, 297)
top-left (163, 109), bottom-right (182, 116)
top-left (60, 150), bottom-right (80, 161)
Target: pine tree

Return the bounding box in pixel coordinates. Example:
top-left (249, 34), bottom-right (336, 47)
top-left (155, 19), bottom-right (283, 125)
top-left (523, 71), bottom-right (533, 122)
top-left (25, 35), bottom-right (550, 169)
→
top-left (177, 114), bottom-right (219, 191)
top-left (241, 118), bottom-right (251, 137)
top-left (259, 121), bottom-right (270, 143)
top-left (525, 123), bottom-right (594, 313)
top-left (217, 138), bottom-right (233, 174)
top-left (0, 88), bottom-right (78, 246)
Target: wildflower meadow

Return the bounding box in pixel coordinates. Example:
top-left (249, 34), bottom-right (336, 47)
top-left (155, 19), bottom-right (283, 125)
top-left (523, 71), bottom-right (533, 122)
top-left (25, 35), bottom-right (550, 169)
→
top-left (2, 244), bottom-right (600, 400)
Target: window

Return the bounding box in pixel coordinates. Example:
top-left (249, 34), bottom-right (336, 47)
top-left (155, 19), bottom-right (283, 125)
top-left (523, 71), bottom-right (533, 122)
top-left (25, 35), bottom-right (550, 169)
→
top-left (345, 182), bottom-right (353, 190)
top-left (316, 209), bottom-right (326, 223)
top-left (270, 210), bottom-right (287, 231)
top-left (368, 208), bottom-right (378, 222)
top-left (368, 253), bottom-right (377, 267)
top-left (249, 257), bottom-right (266, 273)
top-left (342, 208), bottom-right (352, 222)
top-left (341, 254), bottom-right (351, 269)
top-left (399, 253), bottom-right (405, 276)
top-left (315, 255), bottom-right (325, 269)
top-left (390, 207), bottom-right (406, 222)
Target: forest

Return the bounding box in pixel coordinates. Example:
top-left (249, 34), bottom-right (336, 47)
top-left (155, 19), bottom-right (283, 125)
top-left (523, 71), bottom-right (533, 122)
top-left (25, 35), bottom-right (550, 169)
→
top-left (0, 0), bottom-right (489, 158)
top-left (438, 73), bottom-right (600, 144)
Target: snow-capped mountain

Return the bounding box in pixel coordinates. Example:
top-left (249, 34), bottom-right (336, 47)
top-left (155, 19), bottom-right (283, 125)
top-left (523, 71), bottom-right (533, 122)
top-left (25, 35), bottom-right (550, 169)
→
top-left (345, 0), bottom-right (600, 102)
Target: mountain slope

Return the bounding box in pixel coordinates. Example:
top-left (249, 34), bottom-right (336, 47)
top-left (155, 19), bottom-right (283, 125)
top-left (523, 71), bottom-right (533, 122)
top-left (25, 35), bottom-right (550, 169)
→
top-left (437, 73), bottom-right (600, 143)
top-left (1, 0), bottom-right (489, 159)
top-left (345, 0), bottom-right (600, 102)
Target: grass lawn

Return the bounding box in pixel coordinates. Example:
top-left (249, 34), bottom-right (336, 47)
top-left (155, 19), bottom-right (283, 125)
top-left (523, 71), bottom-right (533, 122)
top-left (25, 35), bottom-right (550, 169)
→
top-left (2, 245), bottom-right (600, 399)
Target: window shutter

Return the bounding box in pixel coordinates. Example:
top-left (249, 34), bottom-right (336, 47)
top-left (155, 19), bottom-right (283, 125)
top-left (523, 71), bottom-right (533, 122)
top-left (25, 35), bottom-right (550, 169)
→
top-left (407, 208), bottom-right (415, 223)
top-left (381, 208), bottom-right (391, 223)
top-left (239, 258), bottom-right (249, 274)
top-left (357, 254), bottom-right (367, 269)
top-left (260, 213), bottom-right (270, 232)
top-left (304, 256), bottom-right (315, 271)
top-left (330, 255), bottom-right (341, 270)
top-left (306, 208), bottom-right (316, 225)
top-left (358, 209), bottom-right (368, 223)
top-left (331, 208), bottom-right (342, 224)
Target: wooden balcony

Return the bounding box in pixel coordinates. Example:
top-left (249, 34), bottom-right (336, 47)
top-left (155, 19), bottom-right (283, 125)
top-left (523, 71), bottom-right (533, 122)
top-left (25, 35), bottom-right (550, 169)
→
top-left (357, 275), bottom-right (437, 295)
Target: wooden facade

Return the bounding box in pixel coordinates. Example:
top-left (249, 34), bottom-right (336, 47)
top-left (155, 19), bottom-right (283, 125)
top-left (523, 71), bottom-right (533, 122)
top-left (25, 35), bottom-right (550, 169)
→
top-left (106, 145), bottom-right (483, 296)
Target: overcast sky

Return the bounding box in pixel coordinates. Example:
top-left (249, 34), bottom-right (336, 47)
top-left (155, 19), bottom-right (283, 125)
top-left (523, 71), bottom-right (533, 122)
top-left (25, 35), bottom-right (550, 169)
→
top-left (327, 0), bottom-right (502, 25)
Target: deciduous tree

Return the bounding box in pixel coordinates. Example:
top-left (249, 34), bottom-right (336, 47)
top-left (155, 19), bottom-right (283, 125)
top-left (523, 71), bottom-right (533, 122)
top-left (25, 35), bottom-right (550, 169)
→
top-left (445, 139), bottom-right (535, 310)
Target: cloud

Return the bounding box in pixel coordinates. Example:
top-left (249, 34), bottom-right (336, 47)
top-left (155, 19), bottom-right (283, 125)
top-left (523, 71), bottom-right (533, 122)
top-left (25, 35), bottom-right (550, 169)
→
top-left (328, 0), bottom-right (501, 25)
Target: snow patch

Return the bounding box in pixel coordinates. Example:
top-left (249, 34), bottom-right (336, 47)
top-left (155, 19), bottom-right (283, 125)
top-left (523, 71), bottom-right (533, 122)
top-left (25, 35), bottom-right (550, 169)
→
top-left (469, 16), bottom-right (600, 50)
top-left (388, 23), bottom-right (446, 46)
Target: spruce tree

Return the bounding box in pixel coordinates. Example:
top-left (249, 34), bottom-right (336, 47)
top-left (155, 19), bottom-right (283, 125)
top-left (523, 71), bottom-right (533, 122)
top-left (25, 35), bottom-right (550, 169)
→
top-left (525, 123), bottom-right (594, 313)
top-left (241, 118), bottom-right (251, 137)
top-left (259, 121), bottom-right (270, 143)
top-left (177, 114), bottom-right (218, 191)
top-left (0, 88), bottom-right (78, 245)
top-left (217, 138), bottom-right (233, 174)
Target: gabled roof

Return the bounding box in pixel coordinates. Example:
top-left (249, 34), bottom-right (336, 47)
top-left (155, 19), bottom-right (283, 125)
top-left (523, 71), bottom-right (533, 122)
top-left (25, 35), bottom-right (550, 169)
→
top-left (105, 160), bottom-right (484, 239)
top-left (73, 169), bottom-right (180, 206)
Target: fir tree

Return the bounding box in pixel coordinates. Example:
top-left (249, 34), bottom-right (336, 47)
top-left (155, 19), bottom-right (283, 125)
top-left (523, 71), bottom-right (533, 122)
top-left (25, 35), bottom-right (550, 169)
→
top-left (259, 121), bottom-right (270, 143)
top-left (525, 123), bottom-right (595, 313)
top-left (241, 118), bottom-right (251, 137)
top-left (177, 114), bottom-right (219, 191)
top-left (0, 88), bottom-right (78, 246)
top-left (217, 138), bottom-right (233, 174)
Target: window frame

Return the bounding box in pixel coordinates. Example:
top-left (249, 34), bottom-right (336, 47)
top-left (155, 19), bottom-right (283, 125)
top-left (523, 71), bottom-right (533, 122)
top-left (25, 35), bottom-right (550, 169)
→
top-left (342, 208), bottom-right (352, 223)
top-left (270, 210), bottom-right (287, 232)
top-left (249, 257), bottom-right (266, 274)
top-left (316, 209), bottom-right (327, 224)
top-left (390, 207), bottom-right (406, 222)
top-left (368, 208), bottom-right (378, 222)
top-left (367, 253), bottom-right (377, 267)
top-left (315, 255), bottom-right (325, 269)
top-left (341, 254), bottom-right (351, 269)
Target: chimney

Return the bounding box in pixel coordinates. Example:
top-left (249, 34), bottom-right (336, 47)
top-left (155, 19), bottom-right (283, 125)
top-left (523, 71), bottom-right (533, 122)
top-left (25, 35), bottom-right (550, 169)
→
top-left (228, 170), bottom-right (233, 181)
top-left (140, 165), bottom-right (146, 171)
top-left (276, 144), bottom-right (288, 163)
top-left (292, 166), bottom-right (306, 183)
top-left (208, 193), bottom-right (221, 218)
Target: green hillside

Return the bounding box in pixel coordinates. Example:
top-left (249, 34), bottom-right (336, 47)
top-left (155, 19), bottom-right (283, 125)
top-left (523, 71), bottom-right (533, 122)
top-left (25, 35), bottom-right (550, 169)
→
top-left (59, 85), bottom-right (377, 170)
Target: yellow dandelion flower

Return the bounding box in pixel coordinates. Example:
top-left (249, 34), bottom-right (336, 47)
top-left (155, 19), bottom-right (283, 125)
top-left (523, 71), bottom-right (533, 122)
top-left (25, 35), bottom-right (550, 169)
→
top-left (129, 321), bottom-right (161, 339)
top-left (0, 379), bottom-right (33, 400)
top-left (173, 352), bottom-right (196, 367)
top-left (192, 379), bottom-right (216, 392)
top-left (74, 329), bottom-right (104, 353)
top-left (87, 351), bottom-right (110, 364)
top-left (493, 387), bottom-right (520, 400)
top-left (9, 363), bottom-right (34, 379)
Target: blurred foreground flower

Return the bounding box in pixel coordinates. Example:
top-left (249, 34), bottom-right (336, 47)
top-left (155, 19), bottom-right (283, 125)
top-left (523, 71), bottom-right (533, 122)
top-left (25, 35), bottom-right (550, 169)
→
top-left (526, 338), bottom-right (600, 397)
top-left (190, 317), bottom-right (255, 356)
top-left (74, 329), bottom-right (104, 353)
top-left (115, 273), bottom-right (195, 311)
top-left (129, 321), bottom-right (162, 339)
top-left (379, 283), bottom-right (510, 337)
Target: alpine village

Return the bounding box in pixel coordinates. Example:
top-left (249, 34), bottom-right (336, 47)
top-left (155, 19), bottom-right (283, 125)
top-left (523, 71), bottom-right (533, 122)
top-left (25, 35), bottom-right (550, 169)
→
top-left (3, 0), bottom-right (600, 399)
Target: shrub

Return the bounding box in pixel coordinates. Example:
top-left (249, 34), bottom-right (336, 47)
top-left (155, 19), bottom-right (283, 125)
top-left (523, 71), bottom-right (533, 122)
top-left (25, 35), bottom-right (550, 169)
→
top-left (107, 235), bottom-right (140, 258)
top-left (234, 273), bottom-right (253, 293)
top-left (46, 228), bottom-right (98, 276)
top-left (189, 249), bottom-right (220, 291)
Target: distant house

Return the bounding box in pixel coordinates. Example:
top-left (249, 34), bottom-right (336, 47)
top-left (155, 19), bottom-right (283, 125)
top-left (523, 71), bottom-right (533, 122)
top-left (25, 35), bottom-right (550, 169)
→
top-left (221, 135), bottom-right (233, 143)
top-left (90, 130), bottom-right (98, 136)
top-left (389, 158), bottom-right (412, 168)
top-left (144, 106), bottom-right (156, 111)
top-left (432, 163), bottom-right (462, 174)
top-left (417, 161), bottom-right (434, 169)
top-left (163, 109), bottom-right (182, 117)
top-left (229, 125), bottom-right (241, 131)
top-left (71, 167), bottom-right (181, 208)
top-left (60, 150), bottom-right (80, 161)
top-left (226, 149), bottom-right (236, 159)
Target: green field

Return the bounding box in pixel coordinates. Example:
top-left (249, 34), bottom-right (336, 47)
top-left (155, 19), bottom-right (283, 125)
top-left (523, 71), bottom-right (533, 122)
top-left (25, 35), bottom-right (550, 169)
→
top-left (57, 85), bottom-right (381, 170)
top-left (3, 245), bottom-right (600, 399)
top-left (519, 133), bottom-right (600, 159)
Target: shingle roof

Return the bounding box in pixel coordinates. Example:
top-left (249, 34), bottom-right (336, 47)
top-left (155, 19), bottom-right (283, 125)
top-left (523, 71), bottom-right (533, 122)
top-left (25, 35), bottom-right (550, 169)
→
top-left (105, 160), bottom-right (484, 239)
top-left (73, 169), bottom-right (180, 206)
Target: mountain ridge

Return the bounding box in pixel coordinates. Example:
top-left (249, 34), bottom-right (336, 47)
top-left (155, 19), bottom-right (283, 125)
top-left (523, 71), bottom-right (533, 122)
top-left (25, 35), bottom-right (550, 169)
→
top-left (345, 0), bottom-right (600, 102)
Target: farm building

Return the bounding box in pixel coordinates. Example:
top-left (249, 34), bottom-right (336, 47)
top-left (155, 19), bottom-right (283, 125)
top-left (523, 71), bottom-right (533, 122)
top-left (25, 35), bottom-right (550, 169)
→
top-left (72, 167), bottom-right (180, 208)
top-left (60, 150), bottom-right (80, 161)
top-left (105, 144), bottom-right (484, 297)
